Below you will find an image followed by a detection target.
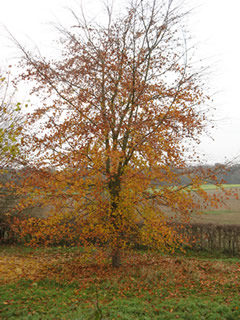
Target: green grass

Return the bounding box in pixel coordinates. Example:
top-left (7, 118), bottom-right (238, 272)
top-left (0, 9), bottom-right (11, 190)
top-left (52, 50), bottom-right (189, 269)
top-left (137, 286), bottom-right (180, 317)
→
top-left (203, 209), bottom-right (235, 215)
top-left (72, 296), bottom-right (240, 320)
top-left (0, 279), bottom-right (80, 319)
top-left (200, 184), bottom-right (240, 190)
top-left (0, 245), bottom-right (84, 256)
top-left (1, 278), bottom-right (239, 319)
top-left (174, 247), bottom-right (240, 263)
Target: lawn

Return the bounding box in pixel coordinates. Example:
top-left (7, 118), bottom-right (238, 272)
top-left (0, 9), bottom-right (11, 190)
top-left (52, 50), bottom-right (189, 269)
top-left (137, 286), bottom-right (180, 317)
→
top-left (0, 246), bottom-right (240, 319)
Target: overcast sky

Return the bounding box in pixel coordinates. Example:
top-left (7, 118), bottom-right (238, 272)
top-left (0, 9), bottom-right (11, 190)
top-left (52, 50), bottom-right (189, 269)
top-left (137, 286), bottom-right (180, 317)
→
top-left (0, 0), bottom-right (240, 164)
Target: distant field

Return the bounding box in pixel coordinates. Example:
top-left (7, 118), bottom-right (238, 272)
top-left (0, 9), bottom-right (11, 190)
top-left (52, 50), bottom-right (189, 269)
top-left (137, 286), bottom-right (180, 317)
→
top-left (190, 184), bottom-right (240, 225)
top-left (150, 184), bottom-right (240, 193)
top-left (157, 184), bottom-right (240, 225)
top-left (200, 184), bottom-right (240, 190)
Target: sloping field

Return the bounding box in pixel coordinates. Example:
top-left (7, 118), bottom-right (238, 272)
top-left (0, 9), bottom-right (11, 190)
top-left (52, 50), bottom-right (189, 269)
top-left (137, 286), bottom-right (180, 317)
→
top-left (190, 185), bottom-right (240, 225)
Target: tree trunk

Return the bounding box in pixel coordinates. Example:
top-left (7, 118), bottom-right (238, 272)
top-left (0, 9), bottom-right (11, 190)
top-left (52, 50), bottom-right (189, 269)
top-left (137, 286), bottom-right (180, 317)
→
top-left (112, 248), bottom-right (121, 267)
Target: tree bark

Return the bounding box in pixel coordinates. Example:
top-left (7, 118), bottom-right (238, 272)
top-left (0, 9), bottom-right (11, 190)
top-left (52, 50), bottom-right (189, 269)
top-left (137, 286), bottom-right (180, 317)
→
top-left (112, 248), bottom-right (121, 267)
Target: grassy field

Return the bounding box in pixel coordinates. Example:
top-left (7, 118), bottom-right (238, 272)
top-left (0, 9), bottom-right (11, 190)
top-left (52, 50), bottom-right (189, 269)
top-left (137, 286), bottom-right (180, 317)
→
top-left (0, 246), bottom-right (240, 319)
top-left (200, 184), bottom-right (240, 191)
top-left (190, 184), bottom-right (240, 225)
top-left (155, 184), bottom-right (240, 225)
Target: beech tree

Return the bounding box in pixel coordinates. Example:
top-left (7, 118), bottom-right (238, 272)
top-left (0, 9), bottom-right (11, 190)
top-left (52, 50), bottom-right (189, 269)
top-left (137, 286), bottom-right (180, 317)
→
top-left (14, 0), bottom-right (220, 266)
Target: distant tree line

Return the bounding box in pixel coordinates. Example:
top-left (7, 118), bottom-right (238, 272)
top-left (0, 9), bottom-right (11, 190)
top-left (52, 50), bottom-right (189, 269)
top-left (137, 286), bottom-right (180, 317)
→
top-left (201, 163), bottom-right (240, 185)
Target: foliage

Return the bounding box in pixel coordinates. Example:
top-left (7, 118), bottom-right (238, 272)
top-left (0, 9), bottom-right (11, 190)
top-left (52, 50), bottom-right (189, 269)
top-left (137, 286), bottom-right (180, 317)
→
top-left (0, 71), bottom-right (26, 243)
top-left (13, 0), bottom-right (227, 266)
top-left (0, 246), bottom-right (240, 319)
top-left (0, 71), bottom-right (24, 164)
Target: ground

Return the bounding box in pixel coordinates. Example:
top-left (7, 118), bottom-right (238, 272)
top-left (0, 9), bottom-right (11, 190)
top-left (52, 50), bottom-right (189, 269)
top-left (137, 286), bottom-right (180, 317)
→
top-left (0, 246), bottom-right (240, 319)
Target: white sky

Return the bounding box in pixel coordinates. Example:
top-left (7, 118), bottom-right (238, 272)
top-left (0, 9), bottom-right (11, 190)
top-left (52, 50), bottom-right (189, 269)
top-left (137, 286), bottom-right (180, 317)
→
top-left (0, 0), bottom-right (240, 164)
